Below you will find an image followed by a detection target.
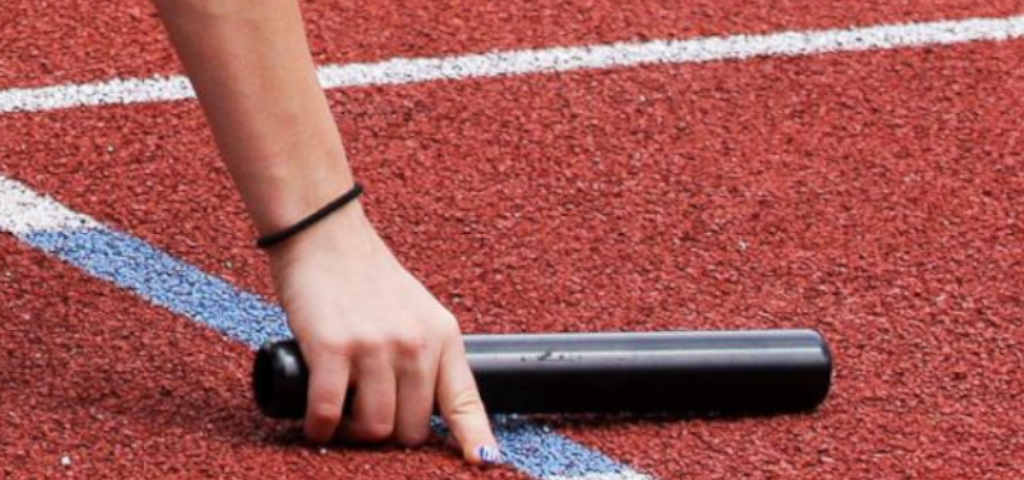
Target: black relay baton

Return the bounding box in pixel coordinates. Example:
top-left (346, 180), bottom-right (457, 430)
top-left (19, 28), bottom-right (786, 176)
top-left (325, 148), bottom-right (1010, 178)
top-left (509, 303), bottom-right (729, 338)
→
top-left (254, 329), bottom-right (832, 417)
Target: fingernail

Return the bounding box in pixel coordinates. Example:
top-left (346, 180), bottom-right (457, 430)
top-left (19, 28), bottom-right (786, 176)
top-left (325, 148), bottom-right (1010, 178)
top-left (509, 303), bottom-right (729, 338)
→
top-left (476, 445), bottom-right (503, 465)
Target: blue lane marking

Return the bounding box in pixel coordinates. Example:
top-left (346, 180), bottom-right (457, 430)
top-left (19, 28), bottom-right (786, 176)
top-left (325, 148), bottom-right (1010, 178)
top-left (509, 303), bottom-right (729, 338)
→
top-left (25, 228), bottom-right (290, 346)
top-left (21, 226), bottom-right (650, 480)
top-left (495, 416), bottom-right (640, 479)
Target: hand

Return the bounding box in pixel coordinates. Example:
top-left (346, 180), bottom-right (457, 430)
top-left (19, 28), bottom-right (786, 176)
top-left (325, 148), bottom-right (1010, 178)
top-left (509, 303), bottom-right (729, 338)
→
top-left (267, 201), bottom-right (501, 465)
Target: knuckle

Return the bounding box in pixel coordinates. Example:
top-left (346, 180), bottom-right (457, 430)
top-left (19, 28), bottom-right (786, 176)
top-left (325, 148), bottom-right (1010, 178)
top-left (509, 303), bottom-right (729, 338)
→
top-left (348, 334), bottom-right (388, 355)
top-left (358, 420), bottom-right (395, 442)
top-left (444, 388), bottom-right (485, 418)
top-left (433, 317), bottom-right (461, 341)
top-left (313, 335), bottom-right (355, 357)
top-left (437, 311), bottom-right (460, 331)
top-left (307, 402), bottom-right (342, 425)
top-left (392, 332), bottom-right (429, 358)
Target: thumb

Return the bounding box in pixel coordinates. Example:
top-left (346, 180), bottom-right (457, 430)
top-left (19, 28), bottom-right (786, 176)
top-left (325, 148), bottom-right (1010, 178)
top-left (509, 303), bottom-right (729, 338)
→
top-left (437, 336), bottom-right (502, 465)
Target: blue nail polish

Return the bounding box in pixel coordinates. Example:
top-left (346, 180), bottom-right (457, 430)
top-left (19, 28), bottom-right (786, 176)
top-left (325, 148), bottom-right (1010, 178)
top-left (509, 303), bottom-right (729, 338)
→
top-left (476, 445), bottom-right (503, 465)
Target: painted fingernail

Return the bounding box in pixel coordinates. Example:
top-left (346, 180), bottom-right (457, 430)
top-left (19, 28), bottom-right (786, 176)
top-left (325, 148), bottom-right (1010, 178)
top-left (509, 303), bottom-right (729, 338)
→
top-left (476, 445), bottom-right (504, 465)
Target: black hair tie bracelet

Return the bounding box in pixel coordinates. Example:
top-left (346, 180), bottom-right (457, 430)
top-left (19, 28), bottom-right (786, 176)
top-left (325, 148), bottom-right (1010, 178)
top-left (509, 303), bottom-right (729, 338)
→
top-left (256, 182), bottom-right (365, 249)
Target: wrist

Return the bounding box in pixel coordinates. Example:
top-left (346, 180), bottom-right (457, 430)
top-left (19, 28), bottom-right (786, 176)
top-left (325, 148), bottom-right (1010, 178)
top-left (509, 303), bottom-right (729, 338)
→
top-left (249, 173), bottom-right (356, 236)
top-left (256, 182), bottom-right (365, 249)
top-left (265, 196), bottom-right (381, 268)
top-left (231, 144), bottom-right (356, 237)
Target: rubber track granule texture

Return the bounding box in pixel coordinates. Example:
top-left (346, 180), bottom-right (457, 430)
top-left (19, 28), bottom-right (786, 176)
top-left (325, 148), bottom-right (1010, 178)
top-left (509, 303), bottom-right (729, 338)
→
top-left (3, 0), bottom-right (1023, 88)
top-left (0, 236), bottom-right (527, 479)
top-left (3, 3), bottom-right (1024, 480)
top-left (9, 37), bottom-right (1022, 480)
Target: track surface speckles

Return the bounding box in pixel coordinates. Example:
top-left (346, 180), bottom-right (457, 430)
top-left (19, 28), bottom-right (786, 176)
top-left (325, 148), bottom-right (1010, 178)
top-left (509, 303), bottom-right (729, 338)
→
top-left (3, 2), bottom-right (1024, 479)
top-left (8, 14), bottom-right (1024, 114)
top-left (3, 0), bottom-right (1024, 88)
top-left (0, 236), bottom-right (520, 479)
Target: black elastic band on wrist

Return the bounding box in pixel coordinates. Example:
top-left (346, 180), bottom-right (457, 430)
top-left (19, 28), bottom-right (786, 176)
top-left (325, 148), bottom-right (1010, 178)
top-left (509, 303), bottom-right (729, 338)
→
top-left (256, 182), bottom-right (364, 249)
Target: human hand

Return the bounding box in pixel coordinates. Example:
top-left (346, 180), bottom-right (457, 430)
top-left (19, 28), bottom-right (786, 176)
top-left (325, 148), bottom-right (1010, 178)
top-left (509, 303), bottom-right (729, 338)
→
top-left (267, 202), bottom-right (501, 465)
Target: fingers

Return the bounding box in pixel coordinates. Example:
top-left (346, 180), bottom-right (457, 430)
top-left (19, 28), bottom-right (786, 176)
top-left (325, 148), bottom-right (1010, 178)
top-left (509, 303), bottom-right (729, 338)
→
top-left (301, 334), bottom-right (436, 447)
top-left (298, 316), bottom-right (495, 465)
top-left (436, 334), bottom-right (501, 465)
top-left (394, 353), bottom-right (438, 447)
top-left (339, 354), bottom-right (397, 443)
top-left (303, 355), bottom-right (351, 443)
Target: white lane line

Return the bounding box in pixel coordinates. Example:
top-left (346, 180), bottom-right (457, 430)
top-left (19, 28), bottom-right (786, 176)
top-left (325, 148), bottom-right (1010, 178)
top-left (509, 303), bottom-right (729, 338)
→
top-left (0, 172), bottom-right (659, 480)
top-left (0, 175), bottom-right (99, 234)
top-left (2, 14), bottom-right (1024, 114)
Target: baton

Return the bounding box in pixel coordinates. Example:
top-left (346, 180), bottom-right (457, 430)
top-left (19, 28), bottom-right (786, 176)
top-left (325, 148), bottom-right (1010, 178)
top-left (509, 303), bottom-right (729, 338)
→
top-left (254, 329), bottom-right (832, 417)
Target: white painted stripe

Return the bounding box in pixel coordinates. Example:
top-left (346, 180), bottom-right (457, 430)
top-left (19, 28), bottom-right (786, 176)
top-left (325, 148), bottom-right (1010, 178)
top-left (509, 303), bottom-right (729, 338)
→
top-left (2, 14), bottom-right (1024, 114)
top-left (0, 171), bottom-right (659, 480)
top-left (0, 75), bottom-right (195, 114)
top-left (0, 175), bottom-right (99, 234)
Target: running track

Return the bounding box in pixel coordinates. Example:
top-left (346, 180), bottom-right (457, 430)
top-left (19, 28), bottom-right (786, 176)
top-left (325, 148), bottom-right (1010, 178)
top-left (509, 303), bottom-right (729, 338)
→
top-left (2, 1), bottom-right (1024, 478)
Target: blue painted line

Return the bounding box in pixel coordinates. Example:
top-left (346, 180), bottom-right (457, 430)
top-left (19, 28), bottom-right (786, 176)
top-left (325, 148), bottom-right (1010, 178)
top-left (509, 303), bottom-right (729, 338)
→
top-left (493, 416), bottom-right (641, 479)
top-left (25, 228), bottom-right (290, 346)
top-left (430, 415), bottom-right (643, 478)
top-left (19, 225), bottom-right (651, 480)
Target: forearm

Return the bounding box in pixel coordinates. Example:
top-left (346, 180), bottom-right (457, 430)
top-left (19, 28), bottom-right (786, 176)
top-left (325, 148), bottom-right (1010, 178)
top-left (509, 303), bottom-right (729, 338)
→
top-left (152, 0), bottom-right (355, 235)
top-left (150, 2), bottom-right (500, 458)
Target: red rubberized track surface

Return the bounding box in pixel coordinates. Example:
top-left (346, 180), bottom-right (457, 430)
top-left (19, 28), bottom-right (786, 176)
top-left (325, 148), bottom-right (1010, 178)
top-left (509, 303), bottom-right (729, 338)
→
top-left (3, 0), bottom-right (1024, 88)
top-left (3, 1), bottom-right (1024, 478)
top-left (0, 237), bottom-right (500, 479)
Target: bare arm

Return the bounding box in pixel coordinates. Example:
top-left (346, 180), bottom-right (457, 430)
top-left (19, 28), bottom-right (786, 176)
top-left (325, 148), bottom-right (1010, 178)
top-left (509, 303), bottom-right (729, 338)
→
top-left (151, 0), bottom-right (501, 465)
top-left (152, 0), bottom-right (349, 234)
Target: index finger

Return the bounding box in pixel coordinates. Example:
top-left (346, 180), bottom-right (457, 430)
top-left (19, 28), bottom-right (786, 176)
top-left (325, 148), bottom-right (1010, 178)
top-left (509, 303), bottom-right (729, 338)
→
top-left (436, 335), bottom-right (502, 465)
